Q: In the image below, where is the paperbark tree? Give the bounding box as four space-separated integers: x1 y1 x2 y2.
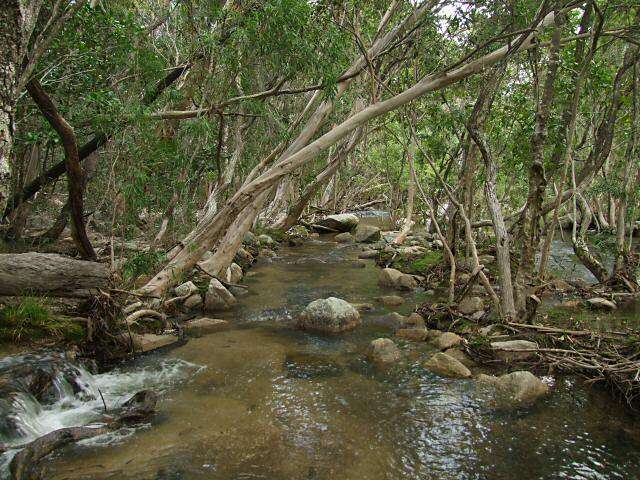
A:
139 8 567 299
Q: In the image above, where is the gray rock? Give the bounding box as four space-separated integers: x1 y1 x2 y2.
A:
334 232 354 243
403 312 425 328
587 297 617 310
395 328 428 341
458 296 485 315
431 239 444 249
358 249 378 259
432 332 463 350
397 245 427 259
477 371 549 406
424 352 471 378
184 293 203 310
235 247 254 265
227 262 243 283
379 267 417 291
204 278 237 312
243 231 258 246
130 333 178 353
443 348 476 368
355 225 381 243
367 338 401 363
490 340 538 362
175 281 198 297
298 297 361 333
258 234 276 246
315 213 359 232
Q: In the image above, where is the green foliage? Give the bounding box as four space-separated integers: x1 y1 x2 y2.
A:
122 251 166 282
0 298 83 343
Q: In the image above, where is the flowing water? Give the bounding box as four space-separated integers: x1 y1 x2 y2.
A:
2 236 640 479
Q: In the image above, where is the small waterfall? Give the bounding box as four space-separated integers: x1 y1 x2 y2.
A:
0 351 203 473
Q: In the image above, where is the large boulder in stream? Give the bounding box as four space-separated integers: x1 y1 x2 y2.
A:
314 213 359 233
355 225 381 243
477 371 550 407
204 278 237 311
298 297 361 333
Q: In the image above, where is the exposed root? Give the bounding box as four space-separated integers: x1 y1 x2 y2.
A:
124 308 167 326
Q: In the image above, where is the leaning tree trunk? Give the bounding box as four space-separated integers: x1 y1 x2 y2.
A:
140 9 567 298
164 2 435 263
0 252 109 297
26 79 96 260
278 122 365 231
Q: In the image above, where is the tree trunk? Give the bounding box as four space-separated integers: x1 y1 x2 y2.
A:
26 79 96 260
0 1 24 214
140 9 568 298
392 133 416 245
0 252 109 297
2 63 191 221
279 122 365 231
572 193 610 283
515 9 563 314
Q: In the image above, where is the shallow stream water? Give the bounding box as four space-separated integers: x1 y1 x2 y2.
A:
4 236 640 479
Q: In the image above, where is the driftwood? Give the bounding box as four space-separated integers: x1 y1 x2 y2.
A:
0 253 109 297
10 390 157 480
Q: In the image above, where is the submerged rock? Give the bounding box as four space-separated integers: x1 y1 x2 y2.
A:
367 338 401 363
355 225 381 243
335 232 354 243
284 352 344 379
183 317 229 334
314 213 359 232
379 267 417 291
378 295 404 307
424 352 471 378
298 297 361 333
490 340 538 362
204 278 237 312
477 371 549 407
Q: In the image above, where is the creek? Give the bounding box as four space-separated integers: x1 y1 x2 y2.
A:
2 235 640 479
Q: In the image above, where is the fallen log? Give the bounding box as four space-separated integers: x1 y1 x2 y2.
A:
0 253 109 297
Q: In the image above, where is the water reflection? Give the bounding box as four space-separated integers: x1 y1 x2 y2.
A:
42 238 640 479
